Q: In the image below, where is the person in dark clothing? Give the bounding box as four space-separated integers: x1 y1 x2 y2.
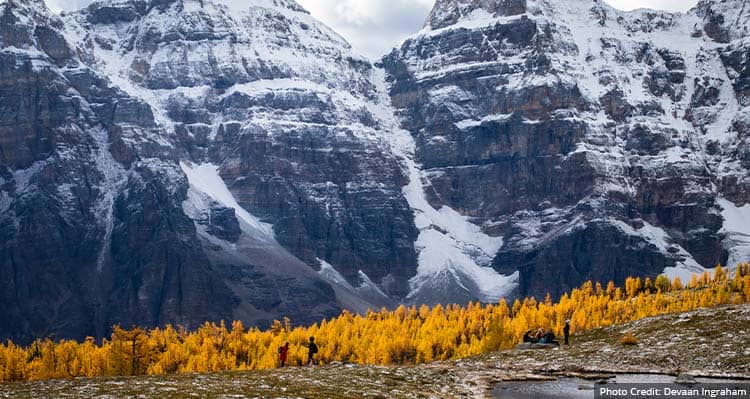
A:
563 320 571 345
306 336 318 365
279 342 289 367
523 330 534 343
540 330 560 346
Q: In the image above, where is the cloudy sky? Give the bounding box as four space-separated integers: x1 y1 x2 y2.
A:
47 0 700 59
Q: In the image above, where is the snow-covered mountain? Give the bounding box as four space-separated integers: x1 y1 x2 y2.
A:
0 0 749 342
0 0 417 343
70 0 427 299
383 0 750 298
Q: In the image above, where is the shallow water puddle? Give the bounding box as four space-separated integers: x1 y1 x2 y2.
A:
493 374 748 398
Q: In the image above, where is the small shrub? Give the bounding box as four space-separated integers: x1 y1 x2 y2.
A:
620 333 639 346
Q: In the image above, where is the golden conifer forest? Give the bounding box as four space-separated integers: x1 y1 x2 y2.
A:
1 264 749 382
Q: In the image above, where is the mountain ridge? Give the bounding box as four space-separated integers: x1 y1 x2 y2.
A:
383 0 750 298
0 0 749 342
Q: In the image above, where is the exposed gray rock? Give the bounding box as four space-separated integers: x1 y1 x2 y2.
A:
0 0 363 343
426 0 527 30
2 0 750 343
721 45 750 106
383 0 749 299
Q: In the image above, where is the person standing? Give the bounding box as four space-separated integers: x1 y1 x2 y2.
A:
279 342 289 367
563 320 571 345
306 336 318 366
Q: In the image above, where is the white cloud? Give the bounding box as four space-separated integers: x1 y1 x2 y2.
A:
296 0 433 59
46 0 89 13
43 0 702 59
604 0 699 12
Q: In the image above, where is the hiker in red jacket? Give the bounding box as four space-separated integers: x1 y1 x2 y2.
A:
278 342 289 367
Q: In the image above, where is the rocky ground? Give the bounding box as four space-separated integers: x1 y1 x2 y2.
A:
2 304 749 399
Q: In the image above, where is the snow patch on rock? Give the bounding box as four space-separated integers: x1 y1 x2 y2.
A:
609 219 706 281
718 198 750 268
318 258 354 290
371 68 517 303
91 127 128 272
356 270 389 300
180 162 274 239
318 259 391 307
11 160 47 194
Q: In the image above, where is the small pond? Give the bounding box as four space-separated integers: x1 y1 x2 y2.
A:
493 374 747 399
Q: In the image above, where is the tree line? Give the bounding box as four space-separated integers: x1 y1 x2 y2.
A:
1 263 749 382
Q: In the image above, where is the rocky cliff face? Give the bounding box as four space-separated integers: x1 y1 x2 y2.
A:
2 0 750 343
383 0 750 299
0 0 417 343
0 0 242 342
67 0 420 296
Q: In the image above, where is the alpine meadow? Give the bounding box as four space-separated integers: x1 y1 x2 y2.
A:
1 0 750 397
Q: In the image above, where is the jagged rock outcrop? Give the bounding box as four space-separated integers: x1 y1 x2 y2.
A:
2 0 750 343
0 0 241 342
66 0 419 297
0 0 416 343
383 0 750 298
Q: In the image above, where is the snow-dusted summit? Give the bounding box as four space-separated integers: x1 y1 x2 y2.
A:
383 0 750 297
0 0 418 342
1 0 749 342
